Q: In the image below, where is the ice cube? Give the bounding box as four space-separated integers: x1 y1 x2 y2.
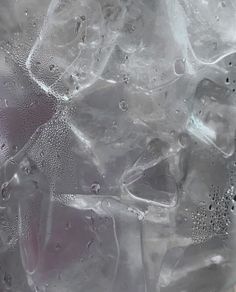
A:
121 138 181 207
178 0 236 64
102 0 190 92
187 79 236 157
18 194 146 292
159 240 231 292
26 0 127 100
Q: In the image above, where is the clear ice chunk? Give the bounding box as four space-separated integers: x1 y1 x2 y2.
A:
18 193 146 292
102 0 190 92
187 79 236 157
178 0 236 64
26 0 127 100
121 138 179 207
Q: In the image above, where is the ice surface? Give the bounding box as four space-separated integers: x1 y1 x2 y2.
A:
187 79 236 157
178 0 236 64
26 0 128 100
102 0 190 93
17 190 146 292
2 0 236 292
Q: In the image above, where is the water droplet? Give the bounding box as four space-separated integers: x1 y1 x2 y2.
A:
91 182 100 194
55 243 62 251
65 221 72 230
87 239 94 249
25 9 28 16
209 204 214 211
174 58 185 75
3 272 12 288
1 183 10 201
12 145 18 152
20 159 32 175
123 74 129 84
1 144 5 150
178 133 190 148
221 1 226 7
49 64 55 71
119 99 128 112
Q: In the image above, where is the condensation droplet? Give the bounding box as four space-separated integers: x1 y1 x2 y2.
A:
119 99 128 112
178 133 190 148
49 64 55 71
55 243 62 251
65 221 71 230
123 75 129 84
87 239 94 249
4 99 8 108
12 145 18 152
1 183 10 201
221 1 226 7
174 58 185 75
3 272 12 288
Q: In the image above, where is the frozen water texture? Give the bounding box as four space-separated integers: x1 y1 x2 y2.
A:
1 0 236 292
178 0 236 64
187 79 236 157
18 194 146 292
26 0 128 100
